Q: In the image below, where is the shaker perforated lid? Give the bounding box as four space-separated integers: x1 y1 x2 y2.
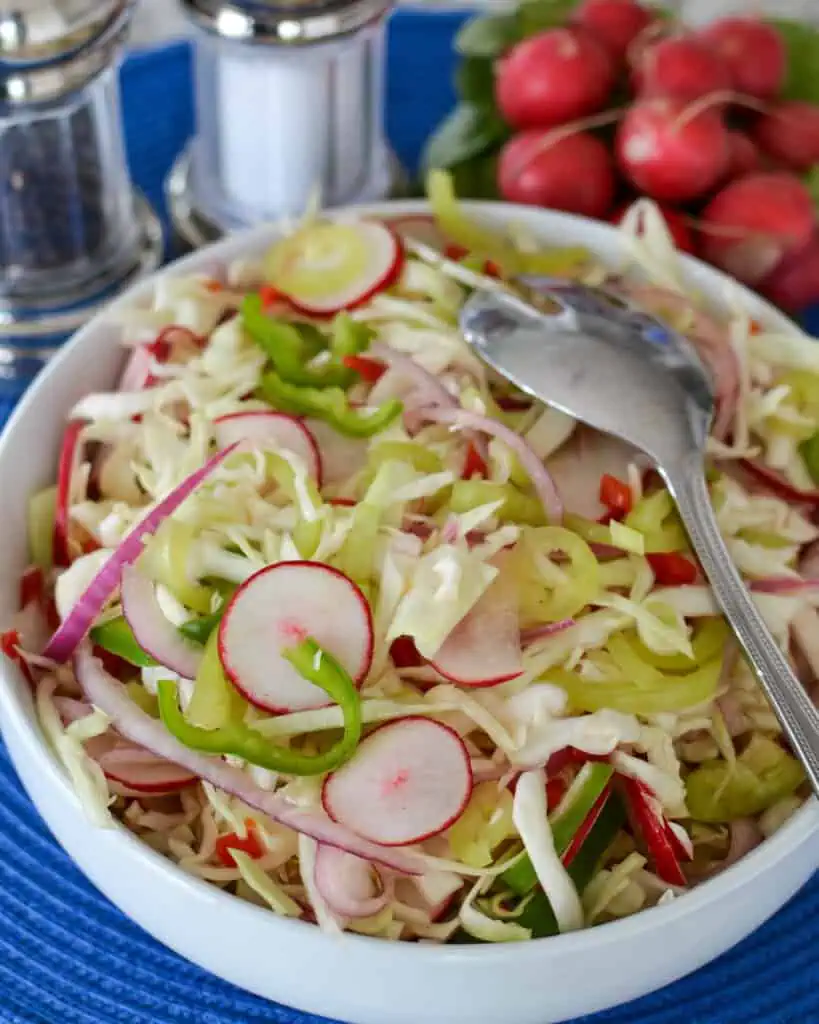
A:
0 0 132 102
181 0 392 45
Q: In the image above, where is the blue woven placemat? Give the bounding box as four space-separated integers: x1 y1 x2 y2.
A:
2 12 819 1023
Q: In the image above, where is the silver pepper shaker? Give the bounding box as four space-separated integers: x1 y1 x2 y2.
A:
0 0 163 393
167 0 404 250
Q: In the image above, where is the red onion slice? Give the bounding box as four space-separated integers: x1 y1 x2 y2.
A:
313 844 392 919
420 407 563 524
44 444 238 664
751 577 819 595
74 647 423 875
120 566 203 679
740 459 819 506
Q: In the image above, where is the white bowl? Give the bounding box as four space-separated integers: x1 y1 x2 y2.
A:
1 201 818 1024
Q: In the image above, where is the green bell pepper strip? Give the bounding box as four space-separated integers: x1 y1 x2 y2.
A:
179 606 228 647
260 369 402 438
330 314 375 358
243 295 353 389
686 734 805 822
516 790 626 938
157 637 362 775
502 762 615 896
90 617 156 668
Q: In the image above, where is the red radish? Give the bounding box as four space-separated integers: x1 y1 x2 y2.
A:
760 232 819 312
429 575 523 687
498 130 615 218
54 420 87 567
321 717 472 846
754 101 819 173
700 173 816 286
313 844 391 919
120 566 202 679
616 97 730 203
725 131 761 180
634 36 731 103
698 18 786 102
545 428 641 520
56 695 197 795
303 418 368 485
495 28 615 131
266 220 404 317
611 201 695 254
572 0 654 62
213 411 322 483
218 561 373 714
387 215 447 252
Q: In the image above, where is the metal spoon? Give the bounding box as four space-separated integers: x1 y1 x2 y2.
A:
459 278 819 795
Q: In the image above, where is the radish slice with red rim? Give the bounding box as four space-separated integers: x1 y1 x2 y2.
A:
265 220 403 317
429 576 523 687
55 696 197 795
218 561 373 714
304 418 368 485
120 566 202 679
55 421 88 567
321 716 473 846
387 215 448 252
313 843 392 919
213 412 322 483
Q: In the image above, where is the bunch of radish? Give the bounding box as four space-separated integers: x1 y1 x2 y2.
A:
491 1 819 311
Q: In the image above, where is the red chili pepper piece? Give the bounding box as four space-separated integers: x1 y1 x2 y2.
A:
562 784 613 867
444 244 469 262
620 775 686 886
664 821 693 862
328 497 357 508
1 630 34 686
546 776 568 812
342 354 387 384
646 552 698 586
462 440 488 480
599 473 633 519
546 747 611 776
215 820 265 868
390 636 423 669
203 279 223 293
54 421 86 568
259 285 284 310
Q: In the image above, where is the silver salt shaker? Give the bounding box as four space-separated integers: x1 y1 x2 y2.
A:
168 0 403 249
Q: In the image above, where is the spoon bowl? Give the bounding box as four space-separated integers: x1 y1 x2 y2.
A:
461 279 819 796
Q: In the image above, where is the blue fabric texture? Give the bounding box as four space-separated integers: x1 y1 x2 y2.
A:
1 11 819 1022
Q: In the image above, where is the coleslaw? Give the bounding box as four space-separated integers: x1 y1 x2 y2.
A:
5 177 819 943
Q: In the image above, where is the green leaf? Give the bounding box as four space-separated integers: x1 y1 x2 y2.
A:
455 58 496 109
806 165 819 210
422 103 508 172
455 13 520 59
516 0 581 37
450 152 501 201
772 19 819 104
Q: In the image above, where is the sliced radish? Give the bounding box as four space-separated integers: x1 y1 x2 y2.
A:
265 220 403 317
56 696 197 795
387 215 448 252
213 412 322 483
322 717 473 846
304 418 368 486
219 561 373 713
429 575 523 687
545 427 642 520
313 843 391 919
54 420 87 567
120 566 202 679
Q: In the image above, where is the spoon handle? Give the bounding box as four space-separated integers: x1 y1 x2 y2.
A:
665 455 819 796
